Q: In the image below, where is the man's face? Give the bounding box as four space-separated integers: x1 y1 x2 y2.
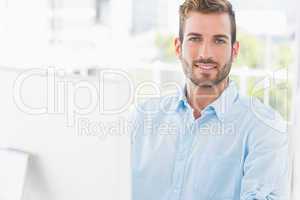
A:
175 12 239 87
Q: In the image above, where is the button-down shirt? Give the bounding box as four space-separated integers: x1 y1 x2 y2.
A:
131 80 289 200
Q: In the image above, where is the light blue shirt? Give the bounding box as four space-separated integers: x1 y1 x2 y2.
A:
131 80 289 200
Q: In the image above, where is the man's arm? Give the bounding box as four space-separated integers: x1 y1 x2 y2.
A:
240 124 290 200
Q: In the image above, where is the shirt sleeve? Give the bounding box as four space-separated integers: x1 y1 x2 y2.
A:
240 124 290 200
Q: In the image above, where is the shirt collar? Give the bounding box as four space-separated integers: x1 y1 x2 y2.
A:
175 80 239 121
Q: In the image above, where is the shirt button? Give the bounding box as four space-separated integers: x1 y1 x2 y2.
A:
173 188 180 194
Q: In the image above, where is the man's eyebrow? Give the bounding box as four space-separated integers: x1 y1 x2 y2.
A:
214 34 230 40
186 33 230 40
186 32 202 37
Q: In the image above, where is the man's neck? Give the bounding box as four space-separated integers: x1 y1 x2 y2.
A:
186 79 229 119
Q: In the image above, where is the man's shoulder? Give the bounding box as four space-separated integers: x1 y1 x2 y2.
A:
237 95 287 134
129 95 179 142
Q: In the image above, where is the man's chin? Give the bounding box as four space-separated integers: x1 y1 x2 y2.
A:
191 76 229 89
191 79 216 88
199 83 214 88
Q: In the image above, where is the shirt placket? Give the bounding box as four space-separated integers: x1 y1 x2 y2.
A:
170 109 196 200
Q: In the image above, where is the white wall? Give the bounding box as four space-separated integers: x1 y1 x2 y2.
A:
291 2 300 198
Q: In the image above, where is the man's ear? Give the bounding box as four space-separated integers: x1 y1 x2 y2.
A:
174 37 182 59
231 41 240 62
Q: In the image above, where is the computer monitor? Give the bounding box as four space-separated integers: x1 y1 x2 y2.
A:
0 68 131 200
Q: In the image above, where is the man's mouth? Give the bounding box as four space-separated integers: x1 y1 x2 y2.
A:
195 63 217 70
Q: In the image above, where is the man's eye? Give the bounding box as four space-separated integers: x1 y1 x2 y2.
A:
189 37 200 42
215 38 226 44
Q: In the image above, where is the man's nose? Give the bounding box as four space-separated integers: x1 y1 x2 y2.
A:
197 42 213 59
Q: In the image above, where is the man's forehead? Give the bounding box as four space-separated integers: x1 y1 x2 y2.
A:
184 11 231 37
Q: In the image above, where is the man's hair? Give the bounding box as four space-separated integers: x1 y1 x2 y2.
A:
179 0 236 45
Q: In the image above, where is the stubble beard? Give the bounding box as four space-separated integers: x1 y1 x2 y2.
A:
180 55 233 88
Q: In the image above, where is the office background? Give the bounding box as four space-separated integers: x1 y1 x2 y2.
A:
0 0 299 199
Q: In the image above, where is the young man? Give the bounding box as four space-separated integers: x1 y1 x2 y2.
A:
131 0 289 199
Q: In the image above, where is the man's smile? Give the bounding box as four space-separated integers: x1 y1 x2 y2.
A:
194 63 217 71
